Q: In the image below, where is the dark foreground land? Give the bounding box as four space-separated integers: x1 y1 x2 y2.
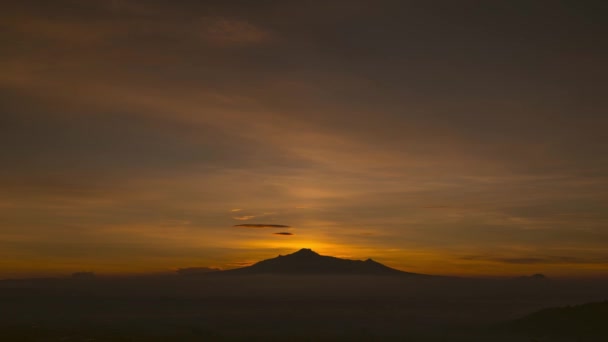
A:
1 275 607 341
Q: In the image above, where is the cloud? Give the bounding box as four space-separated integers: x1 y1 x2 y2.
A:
234 224 290 228
233 215 256 220
2 1 608 279
233 211 276 221
462 255 608 265
273 232 294 236
494 257 551 264
228 261 256 268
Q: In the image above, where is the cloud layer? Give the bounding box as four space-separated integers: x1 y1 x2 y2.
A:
1 0 607 278
234 224 291 229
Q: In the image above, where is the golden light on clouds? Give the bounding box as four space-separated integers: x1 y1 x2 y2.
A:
233 215 256 220
1 1 607 279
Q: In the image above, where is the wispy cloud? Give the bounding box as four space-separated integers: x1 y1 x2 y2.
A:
462 255 608 265
229 261 255 267
1 1 607 278
233 215 256 221
232 211 276 221
234 224 290 228
273 232 294 236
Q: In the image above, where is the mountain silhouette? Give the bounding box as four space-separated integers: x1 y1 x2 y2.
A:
508 301 608 339
218 248 423 276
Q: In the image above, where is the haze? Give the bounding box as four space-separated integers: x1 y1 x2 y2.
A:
1 0 607 279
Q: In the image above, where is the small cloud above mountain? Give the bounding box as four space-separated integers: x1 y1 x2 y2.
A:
233 215 256 220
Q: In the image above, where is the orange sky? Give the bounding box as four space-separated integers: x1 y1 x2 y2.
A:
1 1 607 279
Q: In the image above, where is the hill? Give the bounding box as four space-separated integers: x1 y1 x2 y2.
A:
508 300 608 339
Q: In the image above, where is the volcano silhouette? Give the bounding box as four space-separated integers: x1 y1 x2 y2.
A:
219 248 423 276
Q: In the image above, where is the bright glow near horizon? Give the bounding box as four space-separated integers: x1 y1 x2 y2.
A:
1 1 607 279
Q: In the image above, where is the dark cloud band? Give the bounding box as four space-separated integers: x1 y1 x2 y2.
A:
234 224 290 228
462 255 608 265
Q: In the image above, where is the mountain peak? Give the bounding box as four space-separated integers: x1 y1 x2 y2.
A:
217 248 424 276
291 248 319 256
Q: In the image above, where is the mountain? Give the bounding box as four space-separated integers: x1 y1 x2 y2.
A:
217 248 424 276
508 301 608 339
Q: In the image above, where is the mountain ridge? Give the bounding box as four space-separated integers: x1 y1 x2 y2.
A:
216 248 426 276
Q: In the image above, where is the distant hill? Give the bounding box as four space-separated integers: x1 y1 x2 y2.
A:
508 300 608 339
217 248 425 276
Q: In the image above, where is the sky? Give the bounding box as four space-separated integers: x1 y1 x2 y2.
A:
1 0 607 278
